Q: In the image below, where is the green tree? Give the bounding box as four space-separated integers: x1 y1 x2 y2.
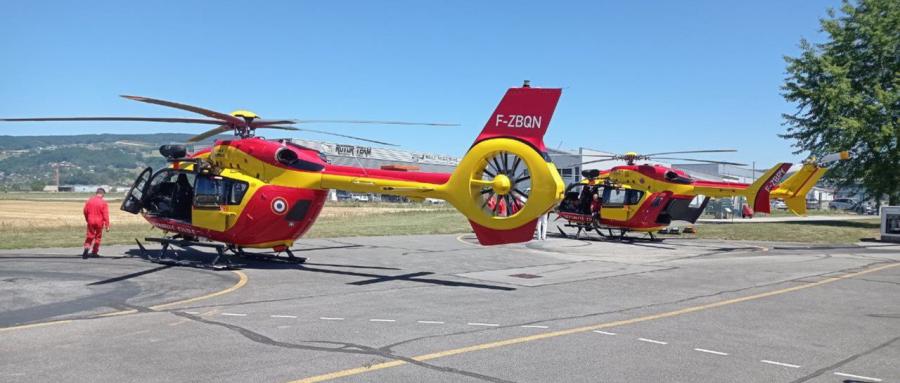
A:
782 0 899 205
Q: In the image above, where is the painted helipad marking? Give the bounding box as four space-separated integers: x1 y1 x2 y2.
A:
694 348 728 356
637 338 667 345
760 360 800 368
320 317 344 321
521 325 549 329
290 262 899 383
833 372 881 382
369 319 396 322
592 330 617 335
467 322 500 327
271 315 297 319
417 321 445 324
455 234 478 247
221 313 246 317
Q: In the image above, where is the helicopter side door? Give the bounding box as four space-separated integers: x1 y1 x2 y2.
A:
121 167 152 214
601 188 644 222
192 175 249 232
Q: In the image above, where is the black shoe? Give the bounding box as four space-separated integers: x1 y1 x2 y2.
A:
82 249 89 259
90 253 100 258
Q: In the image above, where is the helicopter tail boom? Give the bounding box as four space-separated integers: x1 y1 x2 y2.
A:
319 84 566 245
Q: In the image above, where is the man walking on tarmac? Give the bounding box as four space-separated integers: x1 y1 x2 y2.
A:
82 188 110 259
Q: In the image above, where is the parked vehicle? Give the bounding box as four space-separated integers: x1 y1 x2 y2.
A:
806 199 821 210
829 198 857 210
772 199 788 210
852 201 876 215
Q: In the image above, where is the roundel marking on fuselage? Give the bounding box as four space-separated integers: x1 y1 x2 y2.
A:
272 197 289 215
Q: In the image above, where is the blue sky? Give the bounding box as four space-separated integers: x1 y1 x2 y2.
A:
0 1 840 166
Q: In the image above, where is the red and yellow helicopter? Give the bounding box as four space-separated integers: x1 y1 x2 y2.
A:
556 150 849 239
2 84 566 265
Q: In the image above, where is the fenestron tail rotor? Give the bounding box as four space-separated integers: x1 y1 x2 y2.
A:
1 95 457 146
475 150 531 218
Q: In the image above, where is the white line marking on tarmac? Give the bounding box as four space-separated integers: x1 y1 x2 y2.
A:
520 325 549 329
833 372 881 382
593 330 617 335
221 313 246 317
467 322 500 327
184 311 199 315
271 315 297 319
417 321 445 324
760 360 801 368
637 338 668 345
320 317 344 321
369 319 396 322
694 348 728 356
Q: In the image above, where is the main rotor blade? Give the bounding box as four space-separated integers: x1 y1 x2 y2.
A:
294 119 457 127
288 127 398 146
187 125 232 143
653 157 747 166
581 154 618 158
579 158 619 166
644 149 737 157
121 95 245 125
0 117 223 124
260 125 299 131
250 119 298 128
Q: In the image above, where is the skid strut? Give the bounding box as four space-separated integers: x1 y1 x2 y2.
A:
136 237 237 270
229 246 307 264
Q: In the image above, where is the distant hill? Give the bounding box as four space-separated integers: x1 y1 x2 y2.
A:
0 133 224 191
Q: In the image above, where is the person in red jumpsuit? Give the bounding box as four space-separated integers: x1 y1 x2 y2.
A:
82 188 110 259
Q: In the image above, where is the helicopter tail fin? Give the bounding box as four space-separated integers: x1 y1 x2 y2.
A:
769 151 849 215
442 84 566 245
745 163 792 214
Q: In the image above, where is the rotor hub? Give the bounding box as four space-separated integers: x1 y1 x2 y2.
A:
492 174 512 195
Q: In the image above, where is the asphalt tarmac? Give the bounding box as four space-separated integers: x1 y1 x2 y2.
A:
1 234 898 383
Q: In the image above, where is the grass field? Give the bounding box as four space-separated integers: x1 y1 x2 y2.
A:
690 219 881 243
0 194 884 249
0 197 469 250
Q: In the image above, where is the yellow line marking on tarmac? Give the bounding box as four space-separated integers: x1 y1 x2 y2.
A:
290 262 899 383
0 270 247 333
0 320 72 333
150 270 248 310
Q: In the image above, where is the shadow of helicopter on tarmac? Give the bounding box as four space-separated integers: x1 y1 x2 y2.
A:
124 245 515 291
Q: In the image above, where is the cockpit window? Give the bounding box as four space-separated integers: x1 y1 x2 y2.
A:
194 175 249 207
603 188 644 206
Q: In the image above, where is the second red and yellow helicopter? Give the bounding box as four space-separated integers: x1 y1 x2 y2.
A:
556 150 850 239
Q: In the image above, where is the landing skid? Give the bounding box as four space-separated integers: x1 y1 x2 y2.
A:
557 224 664 243
230 246 307 264
135 237 240 270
